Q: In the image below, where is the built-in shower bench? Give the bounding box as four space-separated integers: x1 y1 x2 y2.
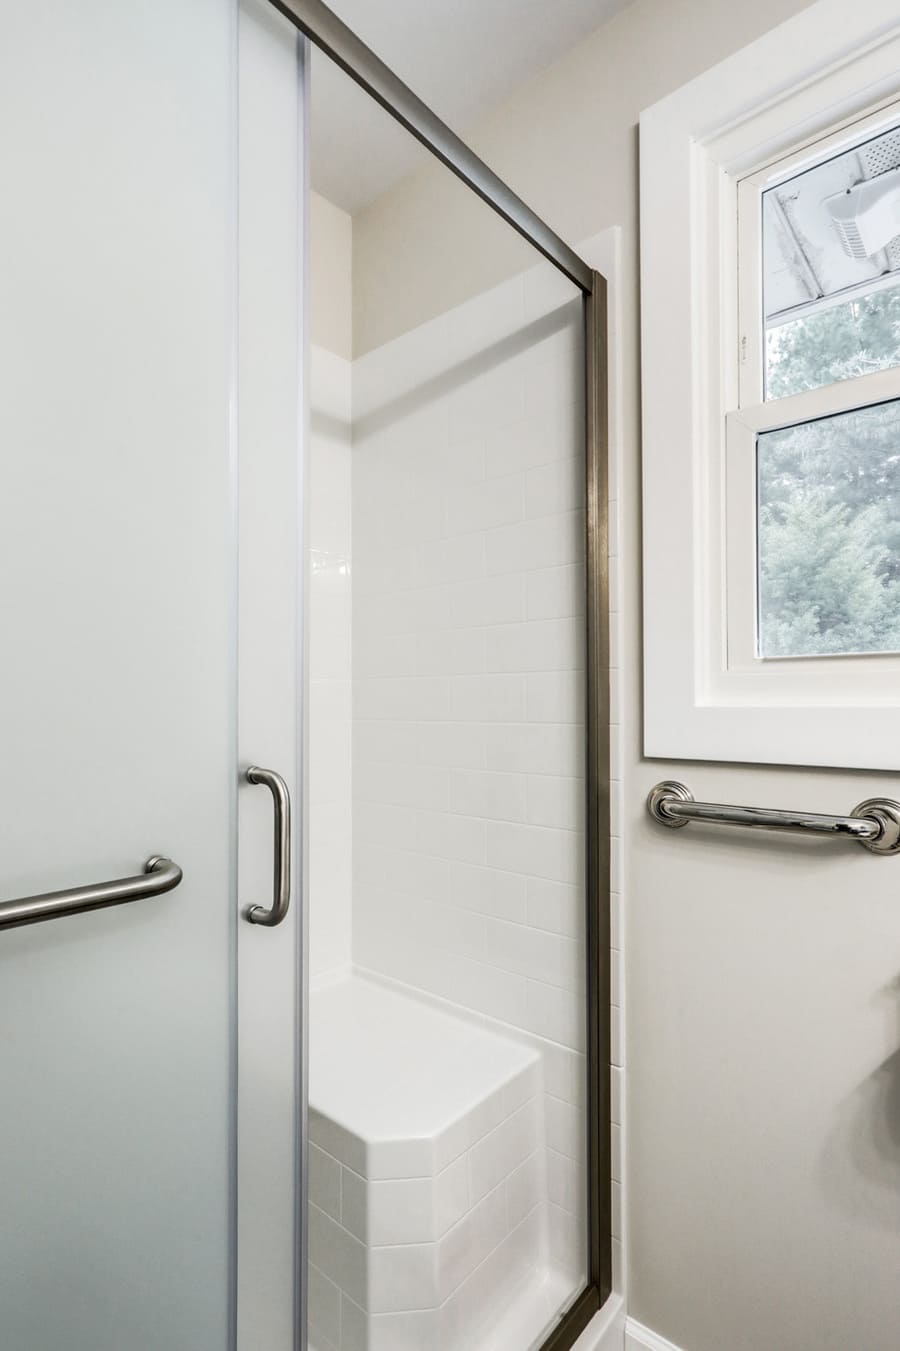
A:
307 973 551 1351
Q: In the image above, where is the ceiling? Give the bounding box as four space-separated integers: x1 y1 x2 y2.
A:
309 0 631 215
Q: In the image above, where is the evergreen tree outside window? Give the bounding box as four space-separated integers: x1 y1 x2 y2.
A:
757 401 900 656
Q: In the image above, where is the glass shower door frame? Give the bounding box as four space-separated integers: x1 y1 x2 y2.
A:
270 2 613 1347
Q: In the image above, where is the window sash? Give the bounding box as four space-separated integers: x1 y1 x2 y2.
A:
724 373 900 685
736 93 900 412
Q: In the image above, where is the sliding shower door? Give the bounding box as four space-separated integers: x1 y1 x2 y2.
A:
0 3 306 1348
237 3 309 1348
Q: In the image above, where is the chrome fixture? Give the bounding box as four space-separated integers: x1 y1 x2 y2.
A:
0 856 182 931
245 766 292 925
647 781 900 854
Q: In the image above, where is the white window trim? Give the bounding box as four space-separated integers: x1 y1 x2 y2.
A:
640 0 900 771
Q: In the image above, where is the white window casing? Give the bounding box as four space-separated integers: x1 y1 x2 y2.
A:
640 0 900 770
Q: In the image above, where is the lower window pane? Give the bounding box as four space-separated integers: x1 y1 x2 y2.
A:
757 399 900 657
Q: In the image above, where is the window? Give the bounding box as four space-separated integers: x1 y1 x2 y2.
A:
640 1 900 770
737 111 900 665
756 400 900 659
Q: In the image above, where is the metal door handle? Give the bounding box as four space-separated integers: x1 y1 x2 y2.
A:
0 856 182 931
245 766 291 926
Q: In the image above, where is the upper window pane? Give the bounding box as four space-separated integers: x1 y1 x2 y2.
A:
756 398 900 658
763 122 900 399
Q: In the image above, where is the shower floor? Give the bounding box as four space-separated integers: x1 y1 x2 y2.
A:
307 973 581 1351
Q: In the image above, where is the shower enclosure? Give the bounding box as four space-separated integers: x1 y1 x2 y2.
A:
1 1 609 1349
303 3 610 1345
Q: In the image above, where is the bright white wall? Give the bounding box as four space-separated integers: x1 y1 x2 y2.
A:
351 3 900 1350
308 198 612 1325
309 194 353 981
309 345 353 981
350 264 586 1042
349 255 592 1276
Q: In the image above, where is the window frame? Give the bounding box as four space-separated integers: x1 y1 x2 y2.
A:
640 0 900 770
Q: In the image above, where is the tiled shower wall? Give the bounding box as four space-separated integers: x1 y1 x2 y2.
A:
309 231 624 1291
309 345 353 981
349 260 589 1271
350 267 585 1035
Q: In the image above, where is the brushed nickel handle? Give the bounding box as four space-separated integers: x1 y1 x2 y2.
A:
0 856 182 931
245 766 291 925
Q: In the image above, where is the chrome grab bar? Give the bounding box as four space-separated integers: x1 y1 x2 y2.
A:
245 766 291 926
647 782 900 855
0 856 183 931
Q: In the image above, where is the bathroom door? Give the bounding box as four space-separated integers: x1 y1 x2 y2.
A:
0 3 306 1349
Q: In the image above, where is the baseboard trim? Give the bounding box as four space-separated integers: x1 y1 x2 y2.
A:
624 1319 686 1351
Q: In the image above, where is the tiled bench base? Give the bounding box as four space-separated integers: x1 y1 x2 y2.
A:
308 975 553 1351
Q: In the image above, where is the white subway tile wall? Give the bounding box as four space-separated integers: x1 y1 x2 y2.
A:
308 233 624 1348
310 346 353 980
351 266 586 1035
350 266 588 1292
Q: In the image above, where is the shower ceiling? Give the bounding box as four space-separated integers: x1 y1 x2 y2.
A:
309 0 631 214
